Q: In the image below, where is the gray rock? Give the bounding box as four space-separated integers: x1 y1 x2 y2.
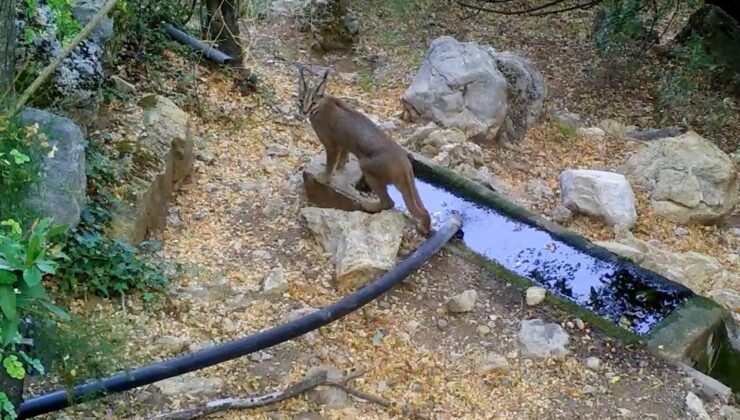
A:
19 108 86 227
551 110 582 134
108 94 194 244
685 391 711 420
526 179 554 200
586 357 601 371
402 36 508 143
552 204 573 223
16 1 114 128
720 405 740 420
154 374 224 398
492 50 547 142
293 412 325 420
518 319 570 359
304 365 348 408
437 318 449 329
263 268 289 295
525 287 546 306
447 289 478 313
475 352 510 374
195 149 216 166
622 131 737 224
629 126 683 141
559 169 637 229
111 75 136 94
301 207 406 290
72 0 114 42
154 335 186 354
678 362 732 402
577 126 606 140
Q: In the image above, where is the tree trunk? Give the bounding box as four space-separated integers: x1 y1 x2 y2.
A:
201 0 243 65
0 0 16 109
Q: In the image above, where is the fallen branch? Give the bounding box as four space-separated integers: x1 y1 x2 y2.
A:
8 0 118 116
149 369 372 420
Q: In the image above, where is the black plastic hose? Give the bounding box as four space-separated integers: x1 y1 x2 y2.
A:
163 23 233 65
18 214 463 418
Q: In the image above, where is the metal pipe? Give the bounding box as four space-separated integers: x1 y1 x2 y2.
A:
163 23 233 65
18 214 463 418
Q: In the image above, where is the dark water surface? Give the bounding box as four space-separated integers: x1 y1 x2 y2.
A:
388 179 691 335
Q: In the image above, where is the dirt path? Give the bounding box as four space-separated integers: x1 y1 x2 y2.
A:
32 6 738 420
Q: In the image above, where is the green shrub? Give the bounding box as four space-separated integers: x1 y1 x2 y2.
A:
55 142 169 300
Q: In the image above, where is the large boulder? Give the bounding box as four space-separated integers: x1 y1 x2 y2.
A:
622 132 737 224
558 169 638 229
15 0 115 129
108 95 194 244
19 108 86 227
301 207 406 290
402 36 546 144
403 124 509 195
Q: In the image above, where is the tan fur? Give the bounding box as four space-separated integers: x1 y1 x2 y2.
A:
298 68 431 235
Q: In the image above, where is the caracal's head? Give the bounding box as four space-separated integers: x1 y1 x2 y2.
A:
296 66 329 118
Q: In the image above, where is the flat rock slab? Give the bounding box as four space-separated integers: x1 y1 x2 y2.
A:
303 151 379 211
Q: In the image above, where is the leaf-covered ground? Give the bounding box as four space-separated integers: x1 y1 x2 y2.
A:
30 2 738 419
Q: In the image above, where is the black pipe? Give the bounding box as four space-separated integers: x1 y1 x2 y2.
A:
18 214 463 418
163 23 233 65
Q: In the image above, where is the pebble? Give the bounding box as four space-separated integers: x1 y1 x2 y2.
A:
575 319 585 330
674 226 689 236
377 380 389 393
526 287 547 306
406 320 421 332
586 356 601 371
475 352 510 374
436 318 449 330
477 325 491 336
553 204 573 223
582 385 597 395
446 289 478 313
685 391 711 420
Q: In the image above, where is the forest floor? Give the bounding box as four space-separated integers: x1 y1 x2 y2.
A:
31 2 738 419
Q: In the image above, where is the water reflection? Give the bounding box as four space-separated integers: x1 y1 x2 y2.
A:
389 179 689 336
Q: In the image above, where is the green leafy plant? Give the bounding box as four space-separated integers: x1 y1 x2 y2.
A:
21 0 82 47
0 117 45 222
0 217 68 420
56 144 169 299
0 217 69 345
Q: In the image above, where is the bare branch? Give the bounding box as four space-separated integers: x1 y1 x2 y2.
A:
456 0 603 16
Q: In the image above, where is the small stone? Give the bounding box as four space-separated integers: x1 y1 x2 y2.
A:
204 183 218 193
685 391 711 420
293 412 325 420
155 335 186 354
639 360 649 368
232 181 263 193
526 287 546 306
552 204 573 223
111 75 136 94
674 226 690 236
189 340 216 352
728 228 740 239
475 352 510 374
252 250 272 260
263 268 288 295
406 320 421 333
249 351 274 362
518 319 570 359
477 325 491 336
575 319 585 330
154 374 224 398
195 149 216 165
577 126 606 140
586 357 601 371
411 382 423 393
447 289 478 313
377 380 389 393
305 365 348 408
618 408 634 418
719 405 740 420
437 318 449 329
582 385 597 395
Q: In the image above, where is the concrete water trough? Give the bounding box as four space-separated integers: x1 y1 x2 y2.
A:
303 151 740 395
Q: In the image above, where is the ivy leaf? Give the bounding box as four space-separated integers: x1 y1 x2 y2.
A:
9 149 30 164
2 355 25 380
19 351 44 375
0 284 16 319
